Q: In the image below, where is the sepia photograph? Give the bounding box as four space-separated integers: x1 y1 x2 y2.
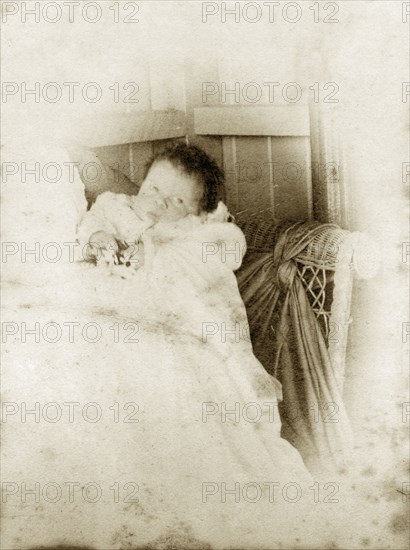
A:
0 1 409 549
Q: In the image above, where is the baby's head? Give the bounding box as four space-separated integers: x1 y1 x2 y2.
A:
138 144 226 222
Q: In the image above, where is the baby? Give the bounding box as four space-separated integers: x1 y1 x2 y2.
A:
77 144 227 269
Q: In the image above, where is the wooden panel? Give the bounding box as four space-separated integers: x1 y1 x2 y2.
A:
222 137 239 214
189 136 223 170
68 144 139 205
222 135 312 223
194 105 310 137
128 142 154 184
93 144 130 179
76 110 186 148
269 136 312 221
232 137 275 221
93 142 152 188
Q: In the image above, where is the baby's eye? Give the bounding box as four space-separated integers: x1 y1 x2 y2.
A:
152 185 159 192
175 198 184 205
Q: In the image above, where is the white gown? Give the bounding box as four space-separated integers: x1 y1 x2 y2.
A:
2 199 329 548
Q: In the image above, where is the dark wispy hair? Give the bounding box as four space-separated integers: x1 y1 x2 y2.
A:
143 143 226 212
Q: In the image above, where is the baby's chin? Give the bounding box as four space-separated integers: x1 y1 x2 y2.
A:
153 210 201 225
156 212 189 223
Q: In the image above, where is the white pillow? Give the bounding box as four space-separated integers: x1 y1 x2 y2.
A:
1 140 87 284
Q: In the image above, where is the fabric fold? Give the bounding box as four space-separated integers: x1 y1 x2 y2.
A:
237 221 352 474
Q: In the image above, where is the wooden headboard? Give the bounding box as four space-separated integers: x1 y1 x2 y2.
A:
67 104 313 225
194 104 312 223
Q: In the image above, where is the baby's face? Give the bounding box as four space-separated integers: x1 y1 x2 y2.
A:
137 160 204 222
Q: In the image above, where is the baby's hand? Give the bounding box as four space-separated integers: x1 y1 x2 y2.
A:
119 242 145 269
88 231 119 266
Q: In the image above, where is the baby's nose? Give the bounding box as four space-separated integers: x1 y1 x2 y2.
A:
155 196 169 209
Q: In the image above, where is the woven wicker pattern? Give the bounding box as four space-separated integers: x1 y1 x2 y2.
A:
296 227 349 270
238 219 278 253
238 219 377 388
239 219 354 342
296 264 330 335
239 219 349 271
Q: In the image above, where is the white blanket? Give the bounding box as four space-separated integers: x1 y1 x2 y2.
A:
2 145 330 549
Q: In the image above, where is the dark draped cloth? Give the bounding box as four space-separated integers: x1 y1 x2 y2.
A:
236 221 352 474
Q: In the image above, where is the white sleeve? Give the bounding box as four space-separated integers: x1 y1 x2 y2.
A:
197 221 247 272
148 219 247 273
76 192 118 247
77 192 150 247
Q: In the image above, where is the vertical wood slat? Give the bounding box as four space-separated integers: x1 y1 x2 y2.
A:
222 137 238 214
270 136 312 221
309 102 346 226
222 135 312 223
338 141 350 228
309 101 326 222
319 113 336 221
267 136 275 210
305 138 314 221
231 136 238 212
233 136 275 221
